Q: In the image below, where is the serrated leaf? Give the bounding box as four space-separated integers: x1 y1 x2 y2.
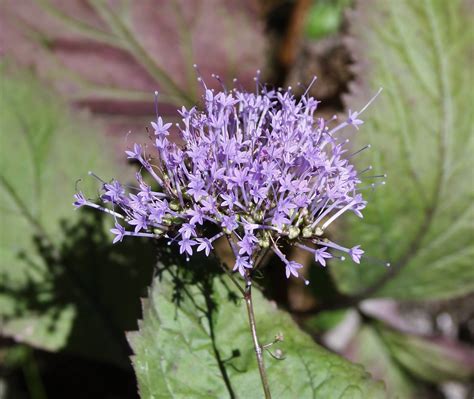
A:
128 258 385 398
0 64 155 366
331 0 474 300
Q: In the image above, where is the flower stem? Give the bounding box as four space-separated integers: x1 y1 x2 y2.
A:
244 279 272 399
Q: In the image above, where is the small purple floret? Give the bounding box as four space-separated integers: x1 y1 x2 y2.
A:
349 245 364 264
314 247 332 267
285 261 303 279
111 223 125 244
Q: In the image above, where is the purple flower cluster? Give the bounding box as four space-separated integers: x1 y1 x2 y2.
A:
74 74 382 283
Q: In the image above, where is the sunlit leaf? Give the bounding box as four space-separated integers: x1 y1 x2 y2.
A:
331 0 474 300
128 259 385 398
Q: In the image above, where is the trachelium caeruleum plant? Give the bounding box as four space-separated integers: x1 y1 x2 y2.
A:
74 71 383 398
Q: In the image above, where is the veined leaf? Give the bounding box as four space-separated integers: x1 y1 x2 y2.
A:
0 0 266 128
0 63 155 366
128 258 385 398
331 0 474 300
378 324 474 383
348 321 474 398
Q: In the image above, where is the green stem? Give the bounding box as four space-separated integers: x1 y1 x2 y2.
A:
244 279 272 399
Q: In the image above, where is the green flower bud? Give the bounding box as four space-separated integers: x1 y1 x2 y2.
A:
288 226 300 240
302 226 313 238
170 200 180 211
253 210 264 222
162 216 173 226
258 236 270 248
153 228 165 235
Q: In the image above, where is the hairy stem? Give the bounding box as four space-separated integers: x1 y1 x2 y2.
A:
244 279 272 399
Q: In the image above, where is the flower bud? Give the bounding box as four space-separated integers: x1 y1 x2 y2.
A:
170 200 180 211
288 226 300 240
258 236 270 248
153 228 165 236
302 226 313 238
162 216 173 226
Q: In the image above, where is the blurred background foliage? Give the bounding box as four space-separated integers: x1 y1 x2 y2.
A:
0 0 473 398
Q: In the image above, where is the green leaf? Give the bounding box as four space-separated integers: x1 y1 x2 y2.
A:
331 0 474 300
349 326 417 399
350 321 474 398
303 309 348 334
128 260 385 398
378 324 474 383
0 62 156 365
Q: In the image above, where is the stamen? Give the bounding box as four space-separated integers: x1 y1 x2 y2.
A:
321 200 357 231
359 165 374 174
359 181 386 191
302 76 317 98
358 254 391 267
83 201 124 219
88 171 106 184
124 130 132 146
311 199 341 227
358 87 383 115
193 64 208 90
211 73 226 92
361 174 387 179
125 231 160 239
348 144 371 159
254 69 261 93
154 90 159 118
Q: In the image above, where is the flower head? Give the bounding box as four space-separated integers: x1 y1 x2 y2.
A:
75 73 383 282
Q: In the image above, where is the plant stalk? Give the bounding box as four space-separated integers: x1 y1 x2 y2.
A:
244 281 272 399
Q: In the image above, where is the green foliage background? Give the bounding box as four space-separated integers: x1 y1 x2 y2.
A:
0 0 473 398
